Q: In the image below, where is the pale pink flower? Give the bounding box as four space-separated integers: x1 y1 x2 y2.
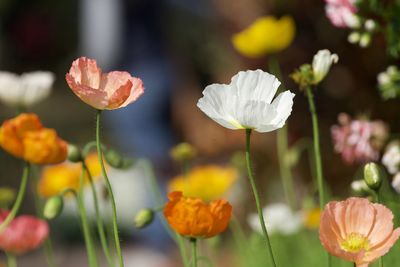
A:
331 113 388 164
66 57 144 110
0 210 49 255
325 0 359 28
320 197 400 267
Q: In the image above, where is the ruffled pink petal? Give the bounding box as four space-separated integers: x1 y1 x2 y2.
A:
367 203 394 247
0 214 49 255
66 73 108 109
364 228 400 263
120 77 144 108
99 71 133 109
344 198 375 236
68 57 101 89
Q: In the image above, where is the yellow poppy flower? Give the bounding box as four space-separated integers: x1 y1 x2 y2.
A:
303 207 321 229
232 16 295 58
38 153 104 198
168 165 238 201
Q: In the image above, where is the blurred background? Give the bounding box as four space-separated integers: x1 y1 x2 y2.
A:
0 0 399 266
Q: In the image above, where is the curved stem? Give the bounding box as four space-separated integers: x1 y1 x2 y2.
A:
141 159 190 267
6 253 17 267
83 161 115 267
78 163 99 267
190 238 198 267
0 163 30 234
245 129 277 267
95 110 124 267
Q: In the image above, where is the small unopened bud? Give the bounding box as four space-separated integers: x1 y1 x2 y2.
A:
348 32 361 44
43 196 64 220
170 143 197 163
105 149 123 168
359 33 371 48
0 187 16 207
364 163 383 190
68 144 82 162
364 19 376 32
134 208 154 229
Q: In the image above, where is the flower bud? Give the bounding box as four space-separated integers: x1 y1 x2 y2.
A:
359 33 371 48
363 163 383 190
105 149 123 168
43 196 64 220
67 144 82 162
170 143 197 163
364 20 376 32
347 32 360 44
134 208 154 229
0 187 16 207
312 49 339 84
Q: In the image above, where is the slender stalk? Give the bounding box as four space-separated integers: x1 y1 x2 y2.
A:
141 159 190 267
245 129 277 267
6 253 17 267
190 238 198 267
83 162 115 267
0 163 30 234
268 56 296 210
43 240 56 267
95 110 124 267
78 164 99 267
305 87 330 267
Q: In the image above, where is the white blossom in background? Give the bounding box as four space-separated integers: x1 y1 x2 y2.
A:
247 203 302 235
312 49 339 84
392 173 400 194
377 65 400 100
197 70 295 133
382 141 400 175
351 179 369 193
0 71 55 107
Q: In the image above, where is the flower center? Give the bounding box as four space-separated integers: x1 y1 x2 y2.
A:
340 233 370 253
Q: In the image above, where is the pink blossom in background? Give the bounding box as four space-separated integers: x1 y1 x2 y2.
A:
320 197 400 267
66 57 144 110
325 0 359 28
331 113 388 164
0 210 49 255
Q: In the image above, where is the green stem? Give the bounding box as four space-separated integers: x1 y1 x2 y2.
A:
95 110 124 267
31 165 56 267
83 162 115 267
191 238 198 267
305 87 330 267
141 159 190 267
6 253 16 267
78 164 99 267
0 163 30 234
268 56 296 210
245 129 277 267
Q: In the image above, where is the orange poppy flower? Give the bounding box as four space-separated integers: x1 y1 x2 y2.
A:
163 191 232 238
320 197 400 267
0 113 67 164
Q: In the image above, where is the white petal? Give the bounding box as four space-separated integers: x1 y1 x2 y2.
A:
255 91 295 132
231 69 281 104
197 83 242 130
0 72 24 106
20 71 54 106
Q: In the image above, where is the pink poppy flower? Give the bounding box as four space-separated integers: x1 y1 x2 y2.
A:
331 113 388 164
325 0 359 28
320 197 400 267
0 210 49 255
66 57 144 110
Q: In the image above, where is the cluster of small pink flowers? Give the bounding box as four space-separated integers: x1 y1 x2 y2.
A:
325 0 359 28
331 113 388 164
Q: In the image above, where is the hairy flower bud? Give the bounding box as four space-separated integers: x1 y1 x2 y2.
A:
364 163 383 190
43 196 64 220
134 208 154 229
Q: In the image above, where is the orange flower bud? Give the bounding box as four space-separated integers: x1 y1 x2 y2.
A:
0 113 67 164
163 191 232 238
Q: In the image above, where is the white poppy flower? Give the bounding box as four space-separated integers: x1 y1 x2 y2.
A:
0 71 55 107
312 49 339 84
197 70 295 133
247 203 302 235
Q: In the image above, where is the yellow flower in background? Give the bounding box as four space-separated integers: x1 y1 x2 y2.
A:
38 152 104 198
232 16 295 58
168 165 238 201
303 207 321 229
